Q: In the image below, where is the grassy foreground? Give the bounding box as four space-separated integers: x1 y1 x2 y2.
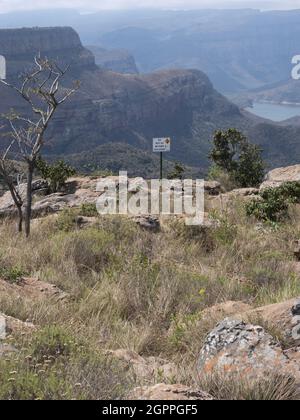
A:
0 200 300 400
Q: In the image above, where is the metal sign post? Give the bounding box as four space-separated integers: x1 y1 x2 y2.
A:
153 137 171 180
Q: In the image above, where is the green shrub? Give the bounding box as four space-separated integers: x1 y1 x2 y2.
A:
0 326 130 400
246 182 300 221
213 217 238 246
0 361 72 400
36 157 76 193
56 208 79 232
55 205 99 233
89 169 115 178
0 266 27 283
30 326 77 362
79 203 98 217
209 128 265 188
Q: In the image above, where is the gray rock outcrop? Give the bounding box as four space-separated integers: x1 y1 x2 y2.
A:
198 318 300 384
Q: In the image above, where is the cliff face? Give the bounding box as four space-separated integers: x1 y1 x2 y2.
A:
0 27 243 168
0 27 96 78
1 26 300 173
43 67 244 168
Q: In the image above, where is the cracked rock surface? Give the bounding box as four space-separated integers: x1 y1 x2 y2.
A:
198 318 300 383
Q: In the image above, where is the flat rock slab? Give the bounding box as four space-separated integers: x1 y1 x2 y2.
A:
0 277 68 303
260 165 300 190
0 313 35 340
4 314 35 336
106 349 177 382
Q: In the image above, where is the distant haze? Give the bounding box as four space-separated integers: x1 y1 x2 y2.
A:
1 0 300 13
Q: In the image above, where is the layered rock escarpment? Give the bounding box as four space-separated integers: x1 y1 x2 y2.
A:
1 26 300 173
0 27 96 78
0 26 243 168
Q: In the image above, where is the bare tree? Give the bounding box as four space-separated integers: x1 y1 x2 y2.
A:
0 56 79 237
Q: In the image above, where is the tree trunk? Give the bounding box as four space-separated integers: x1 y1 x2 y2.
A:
25 161 34 238
5 179 23 234
17 205 23 233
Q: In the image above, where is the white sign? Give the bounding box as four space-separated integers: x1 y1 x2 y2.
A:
153 137 171 153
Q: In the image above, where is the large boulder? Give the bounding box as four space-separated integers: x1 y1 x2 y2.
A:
260 165 300 190
0 176 101 219
128 384 214 400
198 318 300 383
0 179 49 216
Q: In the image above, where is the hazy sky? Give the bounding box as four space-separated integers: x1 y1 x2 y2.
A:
1 0 300 13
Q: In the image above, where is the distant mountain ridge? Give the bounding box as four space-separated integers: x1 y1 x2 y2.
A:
1 26 300 175
0 26 96 77
2 9 300 94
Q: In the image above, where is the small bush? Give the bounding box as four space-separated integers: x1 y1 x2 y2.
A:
246 182 300 221
0 326 131 400
79 203 98 217
209 128 265 188
36 157 76 193
30 326 77 362
211 215 238 246
56 209 79 232
0 266 27 283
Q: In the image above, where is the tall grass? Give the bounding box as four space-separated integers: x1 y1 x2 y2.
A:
0 200 300 399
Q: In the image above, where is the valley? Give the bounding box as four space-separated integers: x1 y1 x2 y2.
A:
246 101 300 122
2 26 300 176
1 8 299 95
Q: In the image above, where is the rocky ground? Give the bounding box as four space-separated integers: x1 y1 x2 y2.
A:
1 165 300 400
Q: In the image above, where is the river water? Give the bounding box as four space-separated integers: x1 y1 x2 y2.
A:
245 101 300 122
